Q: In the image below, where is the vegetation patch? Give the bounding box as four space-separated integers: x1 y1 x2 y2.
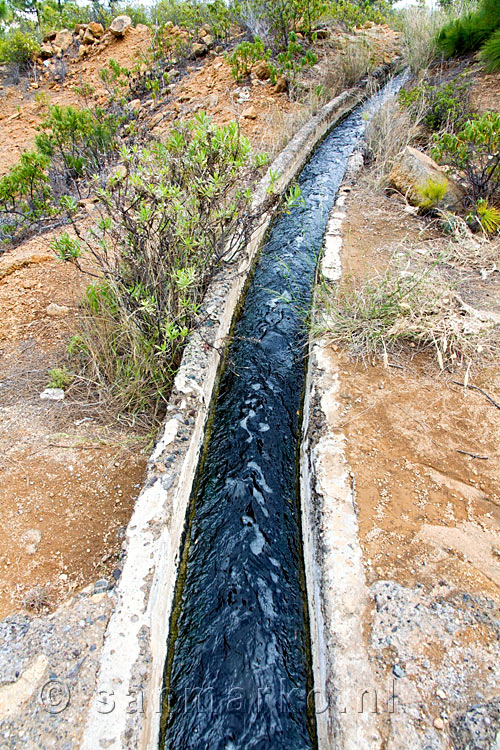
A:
51 114 268 419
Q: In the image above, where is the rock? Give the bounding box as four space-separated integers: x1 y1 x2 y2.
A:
450 699 500 750
54 29 73 52
83 28 96 45
204 34 214 47
128 98 141 111
273 76 287 94
314 28 329 39
40 388 65 401
434 718 444 731
135 23 149 32
93 579 110 593
46 303 69 317
192 42 207 57
392 664 405 678
206 92 219 109
21 529 42 555
254 60 271 80
215 44 223 54
388 146 465 211
242 106 257 120
74 23 85 34
109 15 132 37
40 43 54 60
43 30 57 42
88 22 104 38
78 44 87 58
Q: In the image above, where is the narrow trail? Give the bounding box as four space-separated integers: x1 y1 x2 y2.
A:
161 74 406 750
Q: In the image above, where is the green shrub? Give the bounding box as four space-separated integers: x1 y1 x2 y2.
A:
227 37 269 80
0 28 40 67
152 0 233 43
437 0 500 58
399 76 472 133
52 114 267 418
479 27 500 72
35 104 123 181
467 198 500 234
0 151 52 240
47 366 73 389
432 111 500 202
323 0 391 30
417 176 449 210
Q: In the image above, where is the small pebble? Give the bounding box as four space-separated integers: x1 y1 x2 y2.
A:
434 718 444 730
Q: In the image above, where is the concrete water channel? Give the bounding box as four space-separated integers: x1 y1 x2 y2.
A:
82 63 405 750
160 74 407 749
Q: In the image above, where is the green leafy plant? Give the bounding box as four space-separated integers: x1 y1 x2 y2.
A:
47 366 73 389
57 114 268 418
35 103 124 184
323 0 391 31
227 37 269 80
0 151 52 241
0 28 40 67
467 198 500 234
417 176 449 211
399 76 472 133
432 111 500 202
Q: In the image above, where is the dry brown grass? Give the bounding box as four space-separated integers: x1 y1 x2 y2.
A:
313 254 500 370
364 95 425 186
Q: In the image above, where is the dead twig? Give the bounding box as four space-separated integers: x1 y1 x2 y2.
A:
456 449 489 460
451 380 500 410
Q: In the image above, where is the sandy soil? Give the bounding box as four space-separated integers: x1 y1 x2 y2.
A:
335 182 500 744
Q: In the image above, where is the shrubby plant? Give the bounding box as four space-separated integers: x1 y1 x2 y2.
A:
432 112 500 202
398 76 472 133
437 0 500 58
35 104 124 185
52 114 269 417
0 28 40 67
0 151 52 241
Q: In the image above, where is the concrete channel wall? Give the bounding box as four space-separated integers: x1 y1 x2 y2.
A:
300 165 382 750
81 58 402 750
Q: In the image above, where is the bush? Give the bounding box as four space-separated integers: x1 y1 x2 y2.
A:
467 198 500 234
479 27 500 72
437 0 500 58
152 0 234 43
432 111 500 202
227 37 269 80
417 176 449 211
322 0 392 31
0 28 40 67
35 104 124 184
398 76 472 133
52 114 268 418
0 151 52 241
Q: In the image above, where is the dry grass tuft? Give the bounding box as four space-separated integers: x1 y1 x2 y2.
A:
313 257 500 369
364 96 425 186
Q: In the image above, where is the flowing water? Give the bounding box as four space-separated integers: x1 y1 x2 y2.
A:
161 74 405 750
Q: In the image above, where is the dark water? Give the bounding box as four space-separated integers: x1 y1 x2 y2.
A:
161 75 405 750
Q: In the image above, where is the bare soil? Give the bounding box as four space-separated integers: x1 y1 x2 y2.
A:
336 181 500 743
